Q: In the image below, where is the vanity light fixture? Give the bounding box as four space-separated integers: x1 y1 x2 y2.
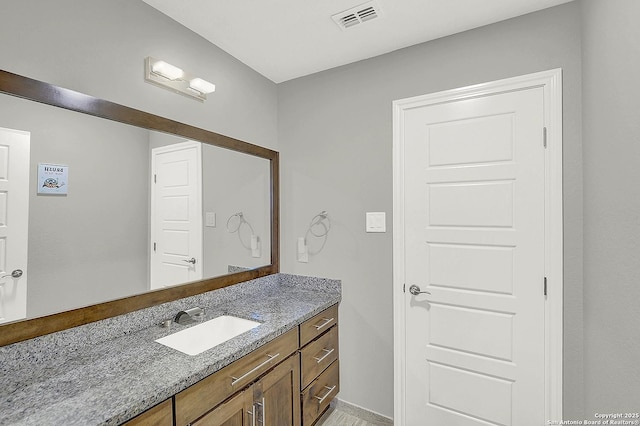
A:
189 78 216 95
151 60 184 80
145 56 215 102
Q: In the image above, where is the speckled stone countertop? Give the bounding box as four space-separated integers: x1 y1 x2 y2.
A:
0 273 341 426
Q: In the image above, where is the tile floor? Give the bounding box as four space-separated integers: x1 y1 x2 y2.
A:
315 402 393 426
316 408 378 426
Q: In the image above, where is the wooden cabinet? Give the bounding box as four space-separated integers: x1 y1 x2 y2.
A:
186 353 301 426
298 305 340 426
175 328 299 425
121 399 173 426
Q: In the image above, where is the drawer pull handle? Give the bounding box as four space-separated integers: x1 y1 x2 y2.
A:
313 317 334 331
258 397 266 426
231 353 280 386
247 404 256 426
314 385 337 405
313 348 335 364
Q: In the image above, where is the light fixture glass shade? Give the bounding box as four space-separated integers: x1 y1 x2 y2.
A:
151 60 184 80
189 78 216 94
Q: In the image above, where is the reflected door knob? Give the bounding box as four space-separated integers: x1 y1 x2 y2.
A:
1 269 23 279
409 284 430 296
183 258 196 265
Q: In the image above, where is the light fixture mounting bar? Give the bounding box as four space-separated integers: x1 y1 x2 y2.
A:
144 57 215 102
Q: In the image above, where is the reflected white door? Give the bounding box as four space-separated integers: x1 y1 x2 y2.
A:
150 141 202 289
402 88 546 424
0 127 29 324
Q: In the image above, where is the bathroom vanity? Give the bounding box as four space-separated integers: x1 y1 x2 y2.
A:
171 305 338 426
0 274 340 425
126 303 340 426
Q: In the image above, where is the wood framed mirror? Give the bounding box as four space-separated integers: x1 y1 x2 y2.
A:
0 69 279 346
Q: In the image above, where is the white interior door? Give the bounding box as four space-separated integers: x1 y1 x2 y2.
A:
0 127 30 324
150 141 202 289
401 87 546 425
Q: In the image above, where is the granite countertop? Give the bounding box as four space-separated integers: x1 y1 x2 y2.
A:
0 274 341 426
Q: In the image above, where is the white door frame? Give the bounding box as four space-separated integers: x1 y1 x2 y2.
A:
392 69 563 424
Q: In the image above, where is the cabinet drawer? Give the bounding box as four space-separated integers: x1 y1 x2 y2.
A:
300 325 339 389
299 305 338 347
301 360 340 426
121 399 173 426
175 327 298 426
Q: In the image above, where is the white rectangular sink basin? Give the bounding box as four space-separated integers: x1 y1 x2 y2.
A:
156 315 261 356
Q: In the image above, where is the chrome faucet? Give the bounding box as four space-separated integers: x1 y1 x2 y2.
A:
174 307 204 325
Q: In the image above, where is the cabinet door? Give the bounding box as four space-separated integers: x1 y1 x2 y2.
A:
193 388 254 426
121 399 173 426
255 353 301 426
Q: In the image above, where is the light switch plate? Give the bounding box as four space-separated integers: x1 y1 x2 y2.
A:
251 235 261 258
366 212 386 233
205 212 216 227
297 237 308 263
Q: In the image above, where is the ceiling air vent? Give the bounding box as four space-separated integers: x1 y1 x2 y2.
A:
332 1 382 31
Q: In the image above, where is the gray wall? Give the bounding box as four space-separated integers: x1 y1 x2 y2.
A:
581 0 640 415
278 2 583 418
0 94 150 318
0 0 278 151
202 145 271 277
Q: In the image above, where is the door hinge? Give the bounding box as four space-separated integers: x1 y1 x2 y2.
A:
153 242 156 252
403 283 406 293
544 276 548 296
543 127 548 148
154 174 157 183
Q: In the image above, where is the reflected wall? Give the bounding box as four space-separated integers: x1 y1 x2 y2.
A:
0 92 271 319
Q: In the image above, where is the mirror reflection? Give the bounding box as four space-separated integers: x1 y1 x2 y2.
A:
0 93 271 322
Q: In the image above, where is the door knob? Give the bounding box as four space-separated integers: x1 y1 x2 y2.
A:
183 258 196 265
409 284 430 296
1 269 23 279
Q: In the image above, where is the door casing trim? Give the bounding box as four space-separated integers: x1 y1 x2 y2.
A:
392 69 563 424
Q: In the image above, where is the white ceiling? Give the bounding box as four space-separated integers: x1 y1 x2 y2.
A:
142 0 573 83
